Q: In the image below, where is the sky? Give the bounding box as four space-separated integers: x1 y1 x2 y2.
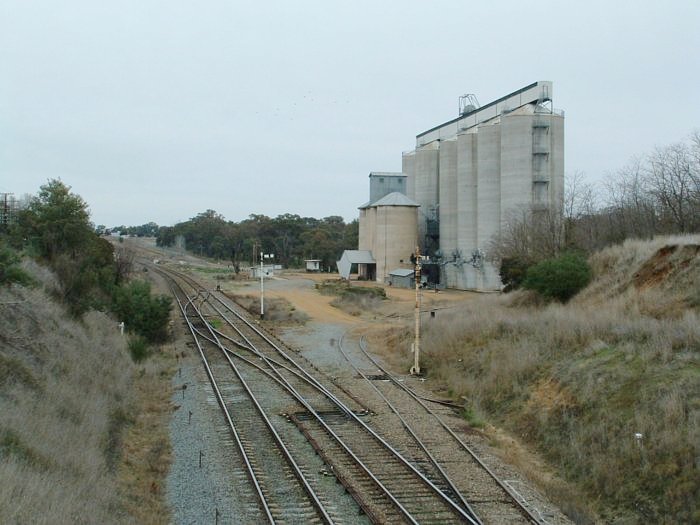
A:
2 1 699 227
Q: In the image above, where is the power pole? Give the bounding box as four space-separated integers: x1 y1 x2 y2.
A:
260 252 274 319
410 246 422 375
260 251 265 319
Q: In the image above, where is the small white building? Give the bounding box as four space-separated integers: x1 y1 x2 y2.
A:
336 250 376 280
305 259 321 272
250 265 276 279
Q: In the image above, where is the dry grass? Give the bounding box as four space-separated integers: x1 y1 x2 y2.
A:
414 236 700 523
0 263 175 524
0 282 135 523
235 294 310 324
116 351 175 524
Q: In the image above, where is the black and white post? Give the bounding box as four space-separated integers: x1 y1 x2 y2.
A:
259 252 273 319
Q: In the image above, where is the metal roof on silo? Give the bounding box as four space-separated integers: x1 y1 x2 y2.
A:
370 192 420 207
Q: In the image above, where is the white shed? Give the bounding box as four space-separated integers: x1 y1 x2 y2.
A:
250 265 275 279
305 259 321 272
336 250 376 280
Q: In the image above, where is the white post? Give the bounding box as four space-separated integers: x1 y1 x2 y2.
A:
260 251 264 319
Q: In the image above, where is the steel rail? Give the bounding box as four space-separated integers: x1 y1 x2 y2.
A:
183 293 335 525
158 264 480 523
357 336 546 525
188 302 422 524
166 281 276 523
205 287 478 524
336 333 483 524
209 292 357 416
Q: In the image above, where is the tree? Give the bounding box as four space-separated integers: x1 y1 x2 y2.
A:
489 205 565 265
112 280 172 343
20 179 94 261
646 141 699 232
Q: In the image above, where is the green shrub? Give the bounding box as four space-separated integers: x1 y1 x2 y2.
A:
112 280 172 343
0 243 33 287
523 252 592 302
127 336 150 363
499 256 532 292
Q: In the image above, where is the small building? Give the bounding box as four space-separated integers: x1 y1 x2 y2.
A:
336 250 376 280
305 259 321 272
388 268 414 288
250 265 276 279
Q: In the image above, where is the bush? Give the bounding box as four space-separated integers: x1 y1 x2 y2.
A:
127 336 150 362
0 243 33 287
112 280 172 343
523 252 592 302
499 256 532 292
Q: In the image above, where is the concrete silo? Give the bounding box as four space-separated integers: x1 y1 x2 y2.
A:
406 81 565 291
372 193 419 282
354 81 564 292
356 191 419 283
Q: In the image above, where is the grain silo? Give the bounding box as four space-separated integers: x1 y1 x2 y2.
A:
354 81 564 291
404 81 565 290
354 189 418 283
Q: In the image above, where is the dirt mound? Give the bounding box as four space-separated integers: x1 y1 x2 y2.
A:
632 243 700 290
578 235 700 308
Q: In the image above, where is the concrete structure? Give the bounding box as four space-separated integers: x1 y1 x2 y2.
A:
358 192 419 283
336 250 375 280
402 81 564 290
305 259 321 272
250 264 276 279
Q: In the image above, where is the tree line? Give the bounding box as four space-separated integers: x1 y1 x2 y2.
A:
154 211 358 271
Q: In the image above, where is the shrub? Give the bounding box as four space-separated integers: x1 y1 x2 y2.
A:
112 280 172 343
499 256 532 292
0 243 33 287
523 252 592 302
127 336 150 363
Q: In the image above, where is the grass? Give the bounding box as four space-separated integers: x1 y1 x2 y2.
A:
0 262 173 524
116 351 175 524
409 235 700 523
315 279 386 316
235 294 310 324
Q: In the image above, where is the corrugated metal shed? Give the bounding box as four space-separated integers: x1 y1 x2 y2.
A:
336 250 375 280
388 268 414 288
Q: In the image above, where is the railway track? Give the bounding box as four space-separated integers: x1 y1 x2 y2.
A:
154 265 480 524
336 334 553 524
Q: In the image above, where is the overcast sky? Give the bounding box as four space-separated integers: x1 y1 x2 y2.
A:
2 1 699 227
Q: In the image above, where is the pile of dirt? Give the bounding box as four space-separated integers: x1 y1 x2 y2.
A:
578 235 700 308
632 243 700 292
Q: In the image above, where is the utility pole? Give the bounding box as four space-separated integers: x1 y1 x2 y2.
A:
410 246 422 375
259 252 273 319
260 251 265 319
